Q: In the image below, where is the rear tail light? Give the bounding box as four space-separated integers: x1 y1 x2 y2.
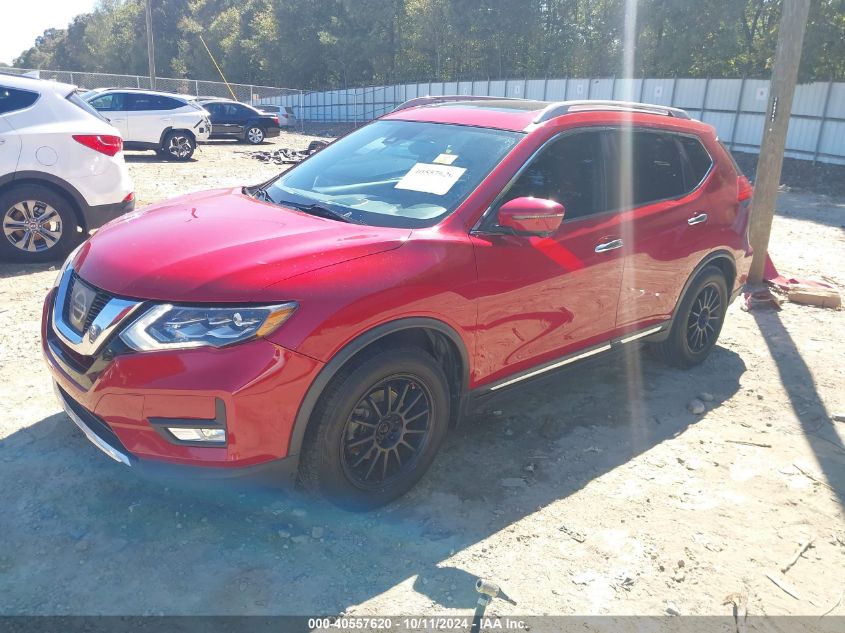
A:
737 175 753 202
122 192 135 203
737 175 753 249
272 116 280 126
73 134 122 157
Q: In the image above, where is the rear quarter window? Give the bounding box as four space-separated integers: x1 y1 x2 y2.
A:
678 135 714 188
67 92 109 123
0 86 39 114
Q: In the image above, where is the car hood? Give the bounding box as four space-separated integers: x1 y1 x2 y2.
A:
74 188 411 302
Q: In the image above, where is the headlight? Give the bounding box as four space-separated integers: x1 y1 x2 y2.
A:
53 243 83 287
120 303 297 351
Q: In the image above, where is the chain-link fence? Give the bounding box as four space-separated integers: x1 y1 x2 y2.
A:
6 68 304 128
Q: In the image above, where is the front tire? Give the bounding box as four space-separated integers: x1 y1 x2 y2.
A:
162 131 196 161
245 126 265 144
649 266 728 368
0 184 80 262
299 347 450 510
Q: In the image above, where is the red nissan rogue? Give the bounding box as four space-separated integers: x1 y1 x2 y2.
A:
42 97 753 509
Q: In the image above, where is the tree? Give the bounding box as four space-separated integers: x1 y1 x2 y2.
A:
9 0 845 86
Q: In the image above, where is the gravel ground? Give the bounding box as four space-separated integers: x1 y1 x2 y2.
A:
0 135 843 620
732 152 845 199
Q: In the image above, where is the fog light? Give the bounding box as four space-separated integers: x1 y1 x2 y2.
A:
168 427 226 443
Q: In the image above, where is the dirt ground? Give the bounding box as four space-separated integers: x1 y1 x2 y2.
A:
0 133 843 622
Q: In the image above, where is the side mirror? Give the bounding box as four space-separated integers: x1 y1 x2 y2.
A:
497 197 565 236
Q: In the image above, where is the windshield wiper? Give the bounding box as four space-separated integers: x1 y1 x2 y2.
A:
250 186 276 204
278 199 364 224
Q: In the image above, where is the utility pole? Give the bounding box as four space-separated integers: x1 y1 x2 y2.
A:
145 0 156 89
747 0 811 284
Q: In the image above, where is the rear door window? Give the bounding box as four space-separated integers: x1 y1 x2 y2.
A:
604 129 688 209
89 92 125 111
0 86 39 114
127 94 184 111
631 131 686 204
155 95 185 110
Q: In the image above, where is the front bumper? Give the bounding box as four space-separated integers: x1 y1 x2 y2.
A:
55 382 298 483
42 287 323 482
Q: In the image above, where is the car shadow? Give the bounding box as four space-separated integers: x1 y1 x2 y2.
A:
124 153 198 164
0 261 58 279
0 345 745 614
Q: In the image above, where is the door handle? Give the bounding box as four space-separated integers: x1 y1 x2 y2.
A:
595 239 623 253
0 139 6 145
687 213 708 225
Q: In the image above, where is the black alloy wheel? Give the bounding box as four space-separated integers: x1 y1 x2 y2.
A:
686 283 722 353
299 346 450 510
340 374 434 488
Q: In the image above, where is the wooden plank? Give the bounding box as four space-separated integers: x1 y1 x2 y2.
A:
787 285 841 309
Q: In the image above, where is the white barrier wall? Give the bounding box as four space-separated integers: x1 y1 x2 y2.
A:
267 77 845 165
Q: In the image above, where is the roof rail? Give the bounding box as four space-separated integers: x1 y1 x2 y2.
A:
392 94 520 112
533 100 691 123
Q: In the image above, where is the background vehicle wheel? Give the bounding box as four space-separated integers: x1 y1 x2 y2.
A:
307 140 328 153
299 347 450 510
649 266 728 368
0 184 80 262
245 126 265 144
162 131 196 160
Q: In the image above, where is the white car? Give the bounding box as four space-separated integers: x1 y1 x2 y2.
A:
256 104 297 127
0 73 134 263
84 88 211 161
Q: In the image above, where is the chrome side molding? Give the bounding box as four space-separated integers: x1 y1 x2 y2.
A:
487 323 667 392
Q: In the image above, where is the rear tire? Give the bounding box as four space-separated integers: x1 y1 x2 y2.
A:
299 347 450 510
0 184 81 262
162 131 196 161
649 266 728 368
245 126 265 144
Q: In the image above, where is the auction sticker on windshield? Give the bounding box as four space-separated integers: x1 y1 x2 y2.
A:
395 163 466 195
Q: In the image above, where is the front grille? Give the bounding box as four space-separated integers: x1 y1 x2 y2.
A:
64 273 112 335
84 290 110 331
51 333 94 373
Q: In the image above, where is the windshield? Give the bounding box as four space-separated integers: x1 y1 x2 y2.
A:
265 120 522 228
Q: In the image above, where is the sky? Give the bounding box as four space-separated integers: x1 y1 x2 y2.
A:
0 0 98 66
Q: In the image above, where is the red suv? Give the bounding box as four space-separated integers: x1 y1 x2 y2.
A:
42 98 753 509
